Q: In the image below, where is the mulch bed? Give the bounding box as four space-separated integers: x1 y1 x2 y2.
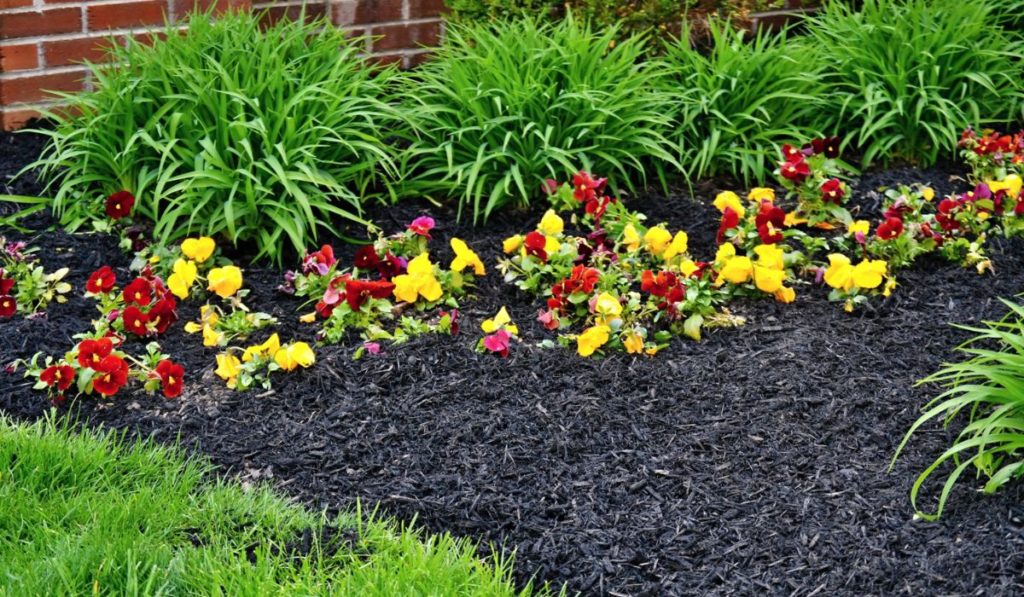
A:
3 127 1024 595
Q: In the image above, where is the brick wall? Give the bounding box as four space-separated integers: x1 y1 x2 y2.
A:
0 0 445 130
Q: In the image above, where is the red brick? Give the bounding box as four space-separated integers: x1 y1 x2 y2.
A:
258 3 327 27
1 107 44 131
408 0 446 19
44 36 121 67
0 8 81 39
88 1 168 30
406 49 433 67
372 21 440 52
0 43 38 71
367 52 404 69
354 0 403 25
0 70 87 104
0 0 33 8
174 0 251 18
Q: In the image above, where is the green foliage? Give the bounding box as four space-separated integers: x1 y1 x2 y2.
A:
806 0 1024 167
398 17 676 221
30 11 399 265
891 299 1024 520
0 415 539 595
662 21 824 183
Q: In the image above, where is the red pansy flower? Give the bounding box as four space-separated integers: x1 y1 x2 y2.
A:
40 364 75 391
154 359 184 399
122 277 152 307
92 354 129 397
780 158 810 183
524 231 549 261
781 144 803 161
303 245 337 276
344 278 396 311
716 207 741 244
77 337 114 369
0 295 15 318
148 297 178 334
122 305 149 336
0 271 14 295
810 136 842 158
820 178 845 204
86 266 117 294
876 216 904 240
573 171 607 203
354 246 380 270
105 191 135 219
755 202 786 244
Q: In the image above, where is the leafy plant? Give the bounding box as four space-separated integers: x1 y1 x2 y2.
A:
892 298 1024 520
398 16 676 221
806 0 1024 167
29 10 399 264
662 21 824 183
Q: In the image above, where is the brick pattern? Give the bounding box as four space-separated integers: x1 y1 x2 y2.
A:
0 0 447 129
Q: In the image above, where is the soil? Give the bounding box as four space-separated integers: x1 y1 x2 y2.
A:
3 128 1024 596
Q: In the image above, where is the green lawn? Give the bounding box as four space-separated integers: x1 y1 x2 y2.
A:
0 415 538 596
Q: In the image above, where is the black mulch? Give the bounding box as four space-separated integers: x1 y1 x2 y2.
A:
3 128 1024 595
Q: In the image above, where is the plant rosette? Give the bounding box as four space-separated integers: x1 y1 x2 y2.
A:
213 333 315 391
0 238 72 319
184 304 277 348
131 236 225 301
84 264 179 338
776 137 855 227
17 337 184 404
477 306 519 357
284 218 481 350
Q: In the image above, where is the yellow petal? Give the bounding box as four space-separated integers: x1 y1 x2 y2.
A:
823 254 853 291
299 312 317 323
538 209 564 236
181 237 216 263
503 235 523 254
577 325 611 357
713 191 745 218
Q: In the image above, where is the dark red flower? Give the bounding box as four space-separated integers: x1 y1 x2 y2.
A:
1016 194 1024 217
148 298 178 334
810 136 842 158
524 231 549 261
0 295 15 318
0 271 14 295
640 270 685 314
780 158 810 184
755 202 786 244
344 278 396 311
781 144 803 161
86 266 117 294
548 265 600 313
936 198 962 232
122 277 152 307
122 305 149 336
77 337 113 369
92 354 129 397
154 359 184 399
105 191 135 219
572 171 606 203
876 216 904 240
303 245 337 276
40 364 75 391
716 207 741 244
820 178 845 204
354 246 381 270
585 195 614 221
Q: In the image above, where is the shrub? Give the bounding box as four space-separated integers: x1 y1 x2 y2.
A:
30 11 399 265
398 17 675 221
662 21 824 183
806 0 1024 167
892 298 1024 520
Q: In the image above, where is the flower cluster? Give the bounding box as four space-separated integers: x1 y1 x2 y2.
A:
20 336 183 404
85 264 179 338
959 128 1024 182
0 238 72 319
213 333 315 391
283 217 478 349
776 136 851 226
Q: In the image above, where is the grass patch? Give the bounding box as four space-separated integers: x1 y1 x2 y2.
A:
0 414 537 595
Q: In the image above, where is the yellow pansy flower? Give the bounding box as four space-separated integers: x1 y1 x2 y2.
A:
594 292 622 325
207 265 243 298
621 224 641 252
167 258 198 299
920 186 935 202
274 342 316 372
392 253 443 303
715 242 737 263
753 265 785 293
851 259 887 289
988 174 1022 197
243 333 281 363
623 332 644 354
823 254 853 290
713 191 745 218
482 306 518 336
181 237 216 263
848 220 870 236
883 277 898 298
538 209 564 236
717 256 753 285
774 286 796 303
662 231 689 261
643 226 672 256
202 325 223 347
450 238 486 276
503 235 524 254
748 187 775 203
543 235 561 256
753 244 784 271
577 325 611 357
215 353 241 388
680 259 699 277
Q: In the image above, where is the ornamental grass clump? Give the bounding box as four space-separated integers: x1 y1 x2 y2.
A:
892 299 1024 520
661 20 824 184
805 0 1024 167
30 11 399 265
398 16 676 221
